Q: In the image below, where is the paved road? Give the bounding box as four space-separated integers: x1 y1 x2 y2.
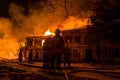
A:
0 59 120 80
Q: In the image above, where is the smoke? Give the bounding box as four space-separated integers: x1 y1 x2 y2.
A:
0 0 95 59
9 0 94 35
62 16 89 30
0 18 19 59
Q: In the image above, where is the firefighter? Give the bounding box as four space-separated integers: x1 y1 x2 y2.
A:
28 49 33 64
51 29 64 69
43 36 52 68
63 40 71 67
18 48 23 63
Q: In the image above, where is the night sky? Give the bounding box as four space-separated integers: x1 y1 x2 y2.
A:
0 0 10 17
0 0 40 18
0 0 96 18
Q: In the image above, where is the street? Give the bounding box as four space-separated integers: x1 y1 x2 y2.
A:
0 58 120 80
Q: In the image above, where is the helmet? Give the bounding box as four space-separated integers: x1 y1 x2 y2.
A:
55 29 60 33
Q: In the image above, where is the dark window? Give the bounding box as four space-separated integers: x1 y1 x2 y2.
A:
112 48 119 58
75 35 81 43
72 49 79 57
26 38 33 46
65 36 72 43
84 35 87 42
85 49 92 63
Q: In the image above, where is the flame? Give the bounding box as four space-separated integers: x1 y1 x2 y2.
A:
42 39 45 47
44 30 54 36
5 51 18 59
20 42 26 47
41 30 54 47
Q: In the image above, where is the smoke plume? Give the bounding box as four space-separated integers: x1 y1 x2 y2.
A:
0 18 19 59
0 0 95 59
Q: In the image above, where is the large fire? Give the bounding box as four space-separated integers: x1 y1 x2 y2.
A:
0 0 92 60
44 30 54 36
42 30 54 46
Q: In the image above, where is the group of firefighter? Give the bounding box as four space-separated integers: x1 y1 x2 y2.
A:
43 29 71 69
18 29 71 69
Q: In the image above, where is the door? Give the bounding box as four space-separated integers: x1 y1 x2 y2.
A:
85 49 92 63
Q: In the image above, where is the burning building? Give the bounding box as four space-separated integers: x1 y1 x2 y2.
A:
20 27 120 64
22 27 94 63
20 30 54 62
25 36 44 61
20 35 50 62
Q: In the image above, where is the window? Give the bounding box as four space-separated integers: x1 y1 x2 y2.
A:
84 35 87 43
72 49 79 57
112 48 119 58
65 36 72 43
26 39 33 46
75 35 81 43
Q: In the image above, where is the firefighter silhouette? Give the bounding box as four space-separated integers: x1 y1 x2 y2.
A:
19 48 23 63
43 36 52 68
51 29 64 69
63 40 71 67
28 49 33 64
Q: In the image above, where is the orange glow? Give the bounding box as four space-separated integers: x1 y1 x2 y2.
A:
42 39 45 47
62 17 88 30
20 42 25 47
41 30 54 47
0 0 93 60
0 37 19 59
44 30 54 36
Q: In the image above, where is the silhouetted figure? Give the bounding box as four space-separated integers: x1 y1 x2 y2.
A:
19 48 23 63
51 29 64 69
63 40 71 67
43 36 52 68
28 49 33 64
